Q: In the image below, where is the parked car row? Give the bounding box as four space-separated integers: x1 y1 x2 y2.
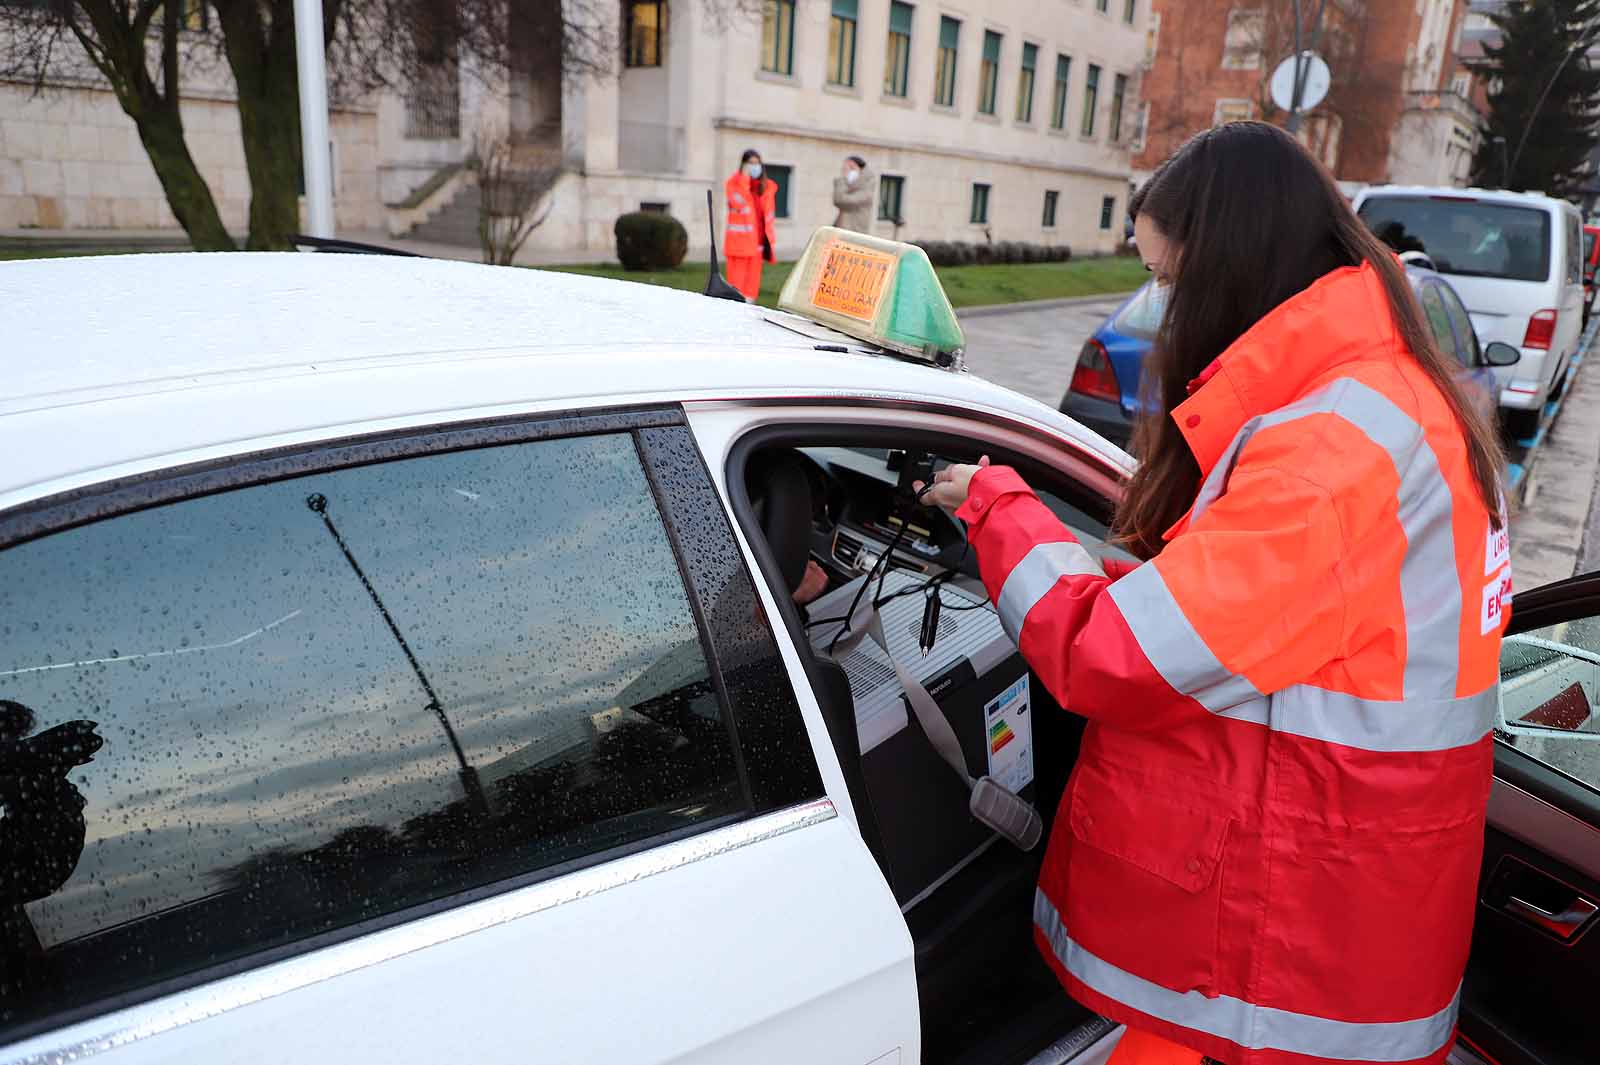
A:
1071 184 1587 447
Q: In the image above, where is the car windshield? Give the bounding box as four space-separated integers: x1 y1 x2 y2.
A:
1358 196 1551 283
1113 282 1161 341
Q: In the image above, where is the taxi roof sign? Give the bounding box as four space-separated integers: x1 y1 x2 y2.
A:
778 228 966 368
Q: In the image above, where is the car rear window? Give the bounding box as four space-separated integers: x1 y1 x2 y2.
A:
1358 196 1551 283
1113 282 1162 340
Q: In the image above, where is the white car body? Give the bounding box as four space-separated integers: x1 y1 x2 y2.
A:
0 253 1129 1065
1353 185 1585 428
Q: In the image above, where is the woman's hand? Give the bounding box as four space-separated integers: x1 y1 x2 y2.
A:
915 455 990 511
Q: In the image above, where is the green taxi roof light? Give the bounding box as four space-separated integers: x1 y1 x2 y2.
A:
778 227 966 368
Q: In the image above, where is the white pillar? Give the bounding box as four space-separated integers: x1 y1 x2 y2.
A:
294 0 335 237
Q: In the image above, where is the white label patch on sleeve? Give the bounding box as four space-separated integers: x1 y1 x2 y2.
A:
1481 566 1513 635
1485 522 1511 577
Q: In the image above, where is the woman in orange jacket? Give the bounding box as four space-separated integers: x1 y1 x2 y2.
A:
921 123 1509 1065
723 149 777 302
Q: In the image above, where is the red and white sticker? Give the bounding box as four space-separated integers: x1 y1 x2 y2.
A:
1481 566 1513 634
1485 521 1510 577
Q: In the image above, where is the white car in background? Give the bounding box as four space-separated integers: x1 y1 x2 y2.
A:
1354 185 1585 438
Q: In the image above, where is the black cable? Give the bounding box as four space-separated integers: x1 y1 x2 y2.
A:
825 482 934 655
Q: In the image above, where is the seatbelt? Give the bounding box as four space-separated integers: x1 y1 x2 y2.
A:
832 597 1043 852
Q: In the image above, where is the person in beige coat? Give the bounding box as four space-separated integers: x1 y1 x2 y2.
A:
832 155 877 233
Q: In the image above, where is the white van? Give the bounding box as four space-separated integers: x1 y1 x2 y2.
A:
1353 185 1584 437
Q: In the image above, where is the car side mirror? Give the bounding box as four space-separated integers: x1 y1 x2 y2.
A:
1483 341 1522 367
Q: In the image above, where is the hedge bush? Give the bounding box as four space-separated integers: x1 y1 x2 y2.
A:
614 211 689 271
912 239 1070 267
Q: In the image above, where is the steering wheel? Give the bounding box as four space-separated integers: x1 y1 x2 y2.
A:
747 451 814 597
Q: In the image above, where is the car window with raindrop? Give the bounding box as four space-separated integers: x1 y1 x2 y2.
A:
0 432 741 1034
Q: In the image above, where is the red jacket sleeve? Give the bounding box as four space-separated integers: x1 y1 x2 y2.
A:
956 464 1344 732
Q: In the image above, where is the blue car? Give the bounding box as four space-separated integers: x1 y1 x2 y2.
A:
1058 262 1519 450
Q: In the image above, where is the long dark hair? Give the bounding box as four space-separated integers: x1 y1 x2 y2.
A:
1120 122 1505 558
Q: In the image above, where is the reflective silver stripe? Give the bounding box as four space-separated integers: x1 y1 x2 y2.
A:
996 540 1105 643
1034 891 1459 1063
1218 685 1498 752
1108 561 1263 712
727 223 754 233
1252 379 1461 698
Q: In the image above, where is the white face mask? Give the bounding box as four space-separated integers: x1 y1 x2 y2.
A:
745 162 763 179
845 169 859 185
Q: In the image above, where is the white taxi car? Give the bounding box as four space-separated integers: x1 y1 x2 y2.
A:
1 236 1595 1065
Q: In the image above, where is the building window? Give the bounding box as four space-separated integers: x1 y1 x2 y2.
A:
879 174 905 222
1132 100 1150 153
1016 42 1038 122
1124 0 1136 23
1082 63 1101 136
0 431 746 1033
971 183 991 224
885 1 913 97
1222 8 1265 70
1213 97 1254 125
624 0 665 67
1145 12 1161 63
934 16 960 107
1043 190 1059 228
1100 195 1116 230
640 201 670 213
1096 0 1109 11
978 30 1002 115
766 163 793 218
827 0 858 87
761 0 796 75
1051 54 1071 130
1110 72 1127 141
1451 70 1472 98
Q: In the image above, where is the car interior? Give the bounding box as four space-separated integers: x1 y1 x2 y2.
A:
731 428 1137 1065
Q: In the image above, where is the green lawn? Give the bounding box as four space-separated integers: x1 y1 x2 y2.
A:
539 254 1149 309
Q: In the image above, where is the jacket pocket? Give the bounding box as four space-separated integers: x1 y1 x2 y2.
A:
1059 759 1233 994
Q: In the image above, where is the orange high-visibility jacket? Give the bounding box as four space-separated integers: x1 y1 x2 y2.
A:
956 261 1510 1065
724 172 777 262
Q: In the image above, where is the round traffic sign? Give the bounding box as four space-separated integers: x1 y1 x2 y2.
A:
1270 51 1331 113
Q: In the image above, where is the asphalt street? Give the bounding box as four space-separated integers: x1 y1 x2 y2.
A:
959 295 1128 409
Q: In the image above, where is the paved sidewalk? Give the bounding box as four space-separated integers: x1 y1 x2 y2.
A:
1510 336 1600 590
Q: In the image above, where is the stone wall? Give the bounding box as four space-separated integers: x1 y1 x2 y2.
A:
0 81 381 234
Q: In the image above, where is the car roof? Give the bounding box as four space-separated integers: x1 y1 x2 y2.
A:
1356 184 1578 215
2 253 1129 510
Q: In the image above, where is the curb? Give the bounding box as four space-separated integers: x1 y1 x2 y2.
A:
956 291 1137 319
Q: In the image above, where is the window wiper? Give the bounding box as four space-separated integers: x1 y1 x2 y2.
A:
306 492 488 815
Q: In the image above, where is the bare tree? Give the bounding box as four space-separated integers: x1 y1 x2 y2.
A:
0 0 748 250
473 125 561 266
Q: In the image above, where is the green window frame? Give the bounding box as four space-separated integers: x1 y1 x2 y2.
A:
766 163 793 219
760 0 796 75
884 1 913 97
624 0 665 67
1016 42 1038 122
1100 195 1116 230
1111 72 1127 141
934 16 960 107
1043 189 1059 228
879 174 905 223
1051 54 1071 129
1082 63 1101 136
1124 0 1136 23
971 183 991 225
1096 0 1109 11
978 30 1002 115
827 0 858 87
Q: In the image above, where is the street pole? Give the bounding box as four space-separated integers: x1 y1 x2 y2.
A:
293 0 335 238
1284 0 1327 135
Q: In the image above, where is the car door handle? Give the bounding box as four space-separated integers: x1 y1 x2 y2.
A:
1504 894 1599 940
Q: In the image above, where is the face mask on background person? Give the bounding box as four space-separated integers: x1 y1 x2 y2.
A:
745 162 763 179
845 168 860 185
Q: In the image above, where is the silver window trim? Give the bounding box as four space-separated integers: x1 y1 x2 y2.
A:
1 798 836 1065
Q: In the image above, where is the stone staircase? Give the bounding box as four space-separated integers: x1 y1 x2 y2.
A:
406 182 483 248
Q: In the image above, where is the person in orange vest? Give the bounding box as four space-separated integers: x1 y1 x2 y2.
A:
723 149 777 302
919 122 1509 1065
